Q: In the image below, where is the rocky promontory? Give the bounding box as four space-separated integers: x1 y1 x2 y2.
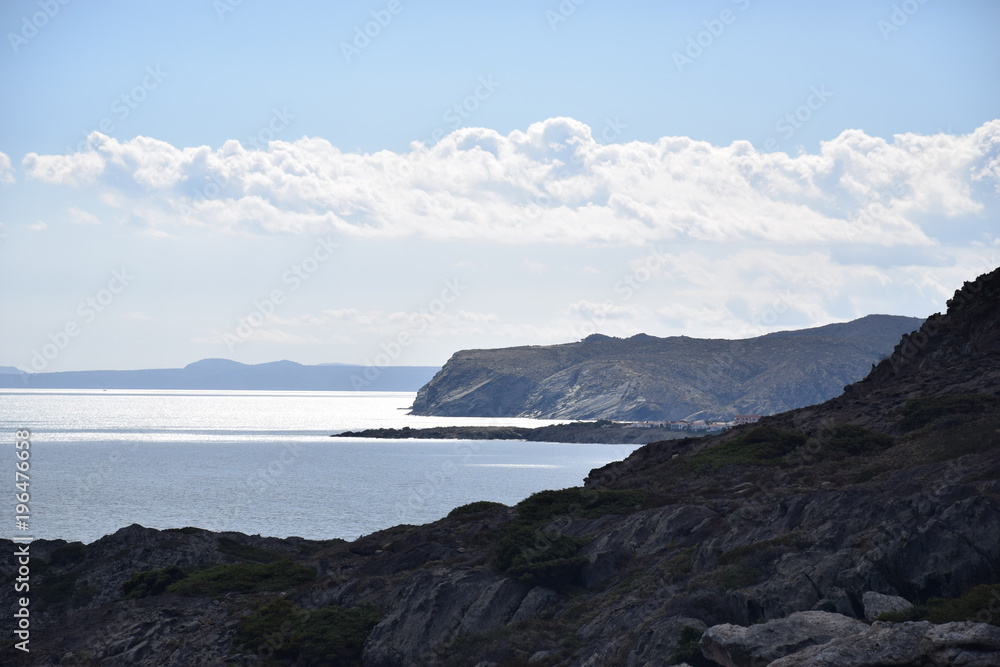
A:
409 314 924 421
331 421 695 444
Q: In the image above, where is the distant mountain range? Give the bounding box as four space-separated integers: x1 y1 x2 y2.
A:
410 314 926 420
0 358 440 391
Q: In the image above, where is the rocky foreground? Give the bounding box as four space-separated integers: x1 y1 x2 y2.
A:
1 268 998 665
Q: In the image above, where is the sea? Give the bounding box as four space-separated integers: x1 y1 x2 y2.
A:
0 389 641 544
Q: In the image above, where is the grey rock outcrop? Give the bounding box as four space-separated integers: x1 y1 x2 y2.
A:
362 569 532 666
699 611 867 667
862 590 914 621
769 620 1000 666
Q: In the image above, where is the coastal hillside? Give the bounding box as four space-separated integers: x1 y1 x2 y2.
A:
410 314 924 420
2 267 998 665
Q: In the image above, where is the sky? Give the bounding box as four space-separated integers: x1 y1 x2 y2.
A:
0 0 998 372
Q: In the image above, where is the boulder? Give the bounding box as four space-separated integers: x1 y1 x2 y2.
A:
769 620 1000 666
700 611 867 667
862 590 913 621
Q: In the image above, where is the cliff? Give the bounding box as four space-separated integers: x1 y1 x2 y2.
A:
2 269 998 666
409 315 924 420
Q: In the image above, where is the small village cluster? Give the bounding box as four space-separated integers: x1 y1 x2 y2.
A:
626 414 761 433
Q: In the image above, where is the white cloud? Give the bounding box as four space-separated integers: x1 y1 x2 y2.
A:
0 152 13 184
68 207 101 225
26 221 48 231
18 119 1000 247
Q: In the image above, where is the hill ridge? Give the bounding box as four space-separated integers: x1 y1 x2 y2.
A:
410 314 925 421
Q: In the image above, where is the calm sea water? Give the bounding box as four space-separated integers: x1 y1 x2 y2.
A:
0 390 640 544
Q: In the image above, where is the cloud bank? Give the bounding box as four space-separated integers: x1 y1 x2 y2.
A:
20 118 1000 247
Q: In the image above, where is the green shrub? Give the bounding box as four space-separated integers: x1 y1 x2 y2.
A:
715 564 763 590
670 626 714 667
514 487 647 525
879 584 1000 626
690 426 806 471
37 568 84 609
121 565 187 599
217 537 283 563
809 424 895 459
166 560 314 597
898 394 1000 432
238 598 379 665
48 543 87 567
492 525 589 589
447 501 507 518
717 534 808 567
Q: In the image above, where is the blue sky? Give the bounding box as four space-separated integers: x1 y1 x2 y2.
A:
1 0 998 371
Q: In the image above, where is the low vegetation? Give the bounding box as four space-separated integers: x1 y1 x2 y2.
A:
717 533 809 567
808 424 895 460
121 565 187 599
237 598 379 665
670 626 715 667
514 487 647 525
167 560 314 597
897 394 1000 432
217 536 284 563
446 500 507 518
120 560 314 599
491 525 589 589
878 583 1000 626
690 426 807 471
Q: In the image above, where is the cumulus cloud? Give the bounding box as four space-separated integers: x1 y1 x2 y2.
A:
0 152 13 184
19 119 1000 246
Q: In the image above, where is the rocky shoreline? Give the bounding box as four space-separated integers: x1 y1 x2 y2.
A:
331 421 699 444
